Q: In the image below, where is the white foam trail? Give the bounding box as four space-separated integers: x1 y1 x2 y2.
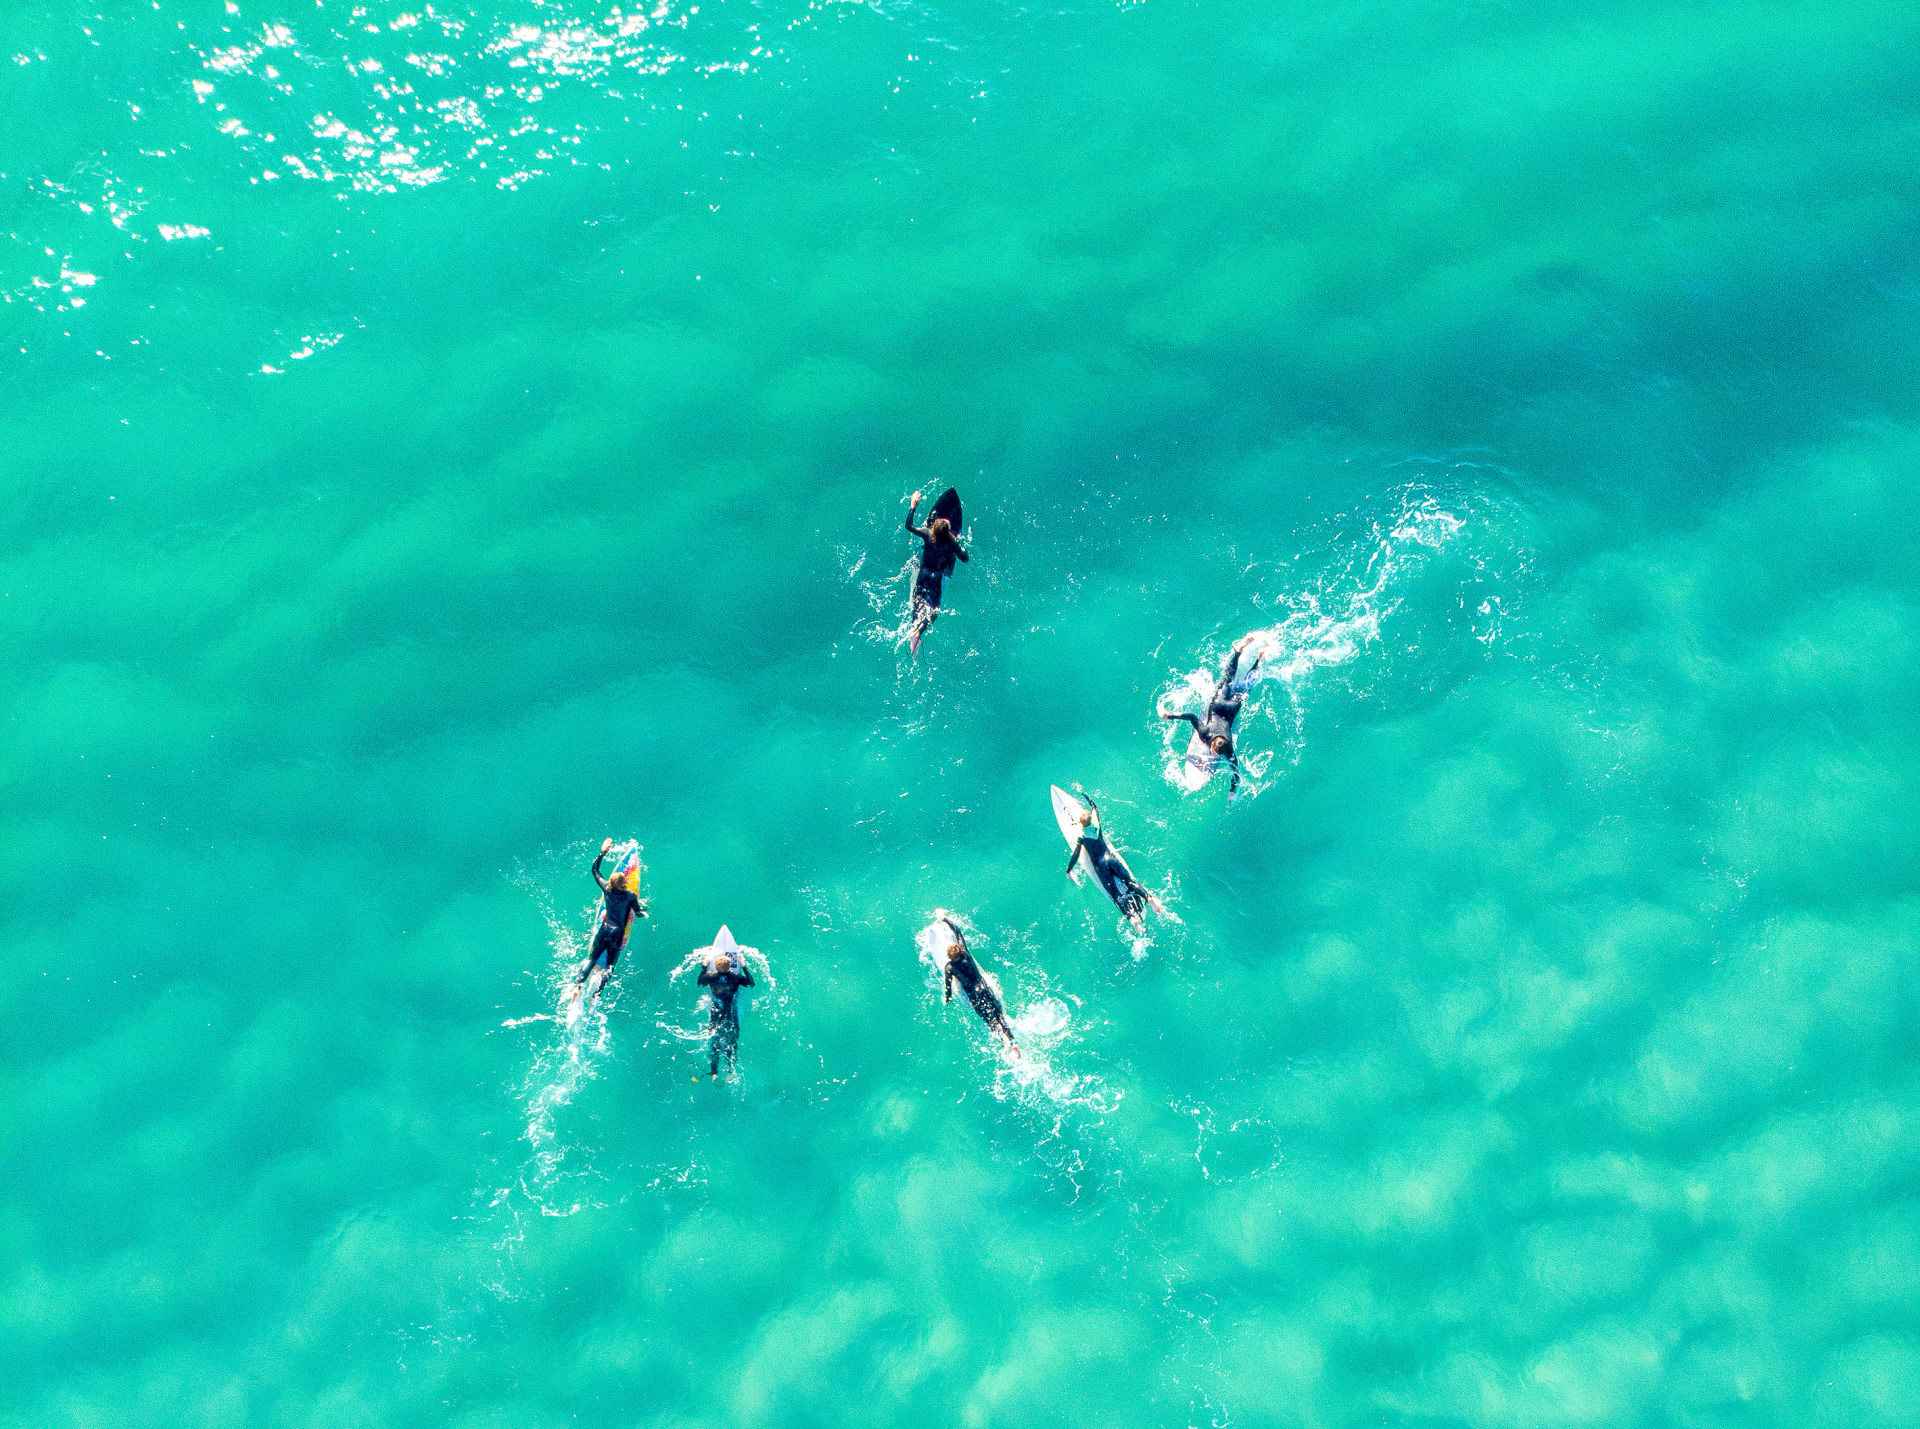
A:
1013 996 1071 1039
516 896 613 1197
476 860 624 1285
914 916 1101 1108
992 1034 1117 1113
833 529 925 652
988 993 1119 1113
1160 487 1473 798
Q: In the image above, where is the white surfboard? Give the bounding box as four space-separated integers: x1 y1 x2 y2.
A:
919 915 959 970
696 924 747 973
1176 730 1218 791
1051 785 1095 885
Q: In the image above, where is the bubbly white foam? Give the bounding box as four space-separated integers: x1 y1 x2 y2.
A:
1159 485 1496 799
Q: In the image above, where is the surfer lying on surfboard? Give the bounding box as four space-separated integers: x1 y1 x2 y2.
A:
577 836 647 988
1065 802 1160 923
937 915 1021 1057
904 488 968 651
1161 635 1262 792
698 953 754 1079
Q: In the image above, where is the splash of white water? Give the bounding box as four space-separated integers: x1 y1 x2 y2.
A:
1159 487 1474 798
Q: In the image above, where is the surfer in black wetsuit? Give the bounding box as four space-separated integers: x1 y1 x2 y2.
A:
1161 635 1262 792
578 836 647 986
698 954 754 1079
1065 803 1153 920
938 916 1020 1056
905 488 968 651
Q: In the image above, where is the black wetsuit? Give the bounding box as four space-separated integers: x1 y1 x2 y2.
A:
1065 806 1149 918
698 965 754 1075
580 850 645 982
905 499 968 615
942 932 1015 1045
1164 644 1259 790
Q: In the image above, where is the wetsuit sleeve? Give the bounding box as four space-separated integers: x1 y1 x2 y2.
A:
905 501 930 540
1229 757 1241 794
591 852 608 892
697 968 716 987
954 545 968 562
1165 711 1202 732
1065 840 1086 875
740 969 754 987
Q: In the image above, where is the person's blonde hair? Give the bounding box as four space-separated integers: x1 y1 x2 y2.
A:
714 954 732 972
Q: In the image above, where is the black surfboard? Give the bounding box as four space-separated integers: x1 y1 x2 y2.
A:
928 487 963 535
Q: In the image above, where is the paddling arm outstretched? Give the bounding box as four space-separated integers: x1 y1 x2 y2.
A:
905 490 969 561
940 917 972 1004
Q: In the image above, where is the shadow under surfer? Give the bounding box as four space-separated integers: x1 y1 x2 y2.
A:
698 954 754 1079
1162 635 1262 792
904 488 968 652
938 915 1020 1057
1065 801 1159 924
579 836 647 988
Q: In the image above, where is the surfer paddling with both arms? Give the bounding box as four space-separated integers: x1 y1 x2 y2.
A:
904 488 968 652
935 913 1021 1057
1162 635 1262 792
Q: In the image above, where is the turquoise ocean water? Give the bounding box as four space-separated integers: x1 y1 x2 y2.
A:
6 0 1920 1422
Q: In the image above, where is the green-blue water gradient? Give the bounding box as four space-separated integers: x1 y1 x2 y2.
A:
4 0 1919 1423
